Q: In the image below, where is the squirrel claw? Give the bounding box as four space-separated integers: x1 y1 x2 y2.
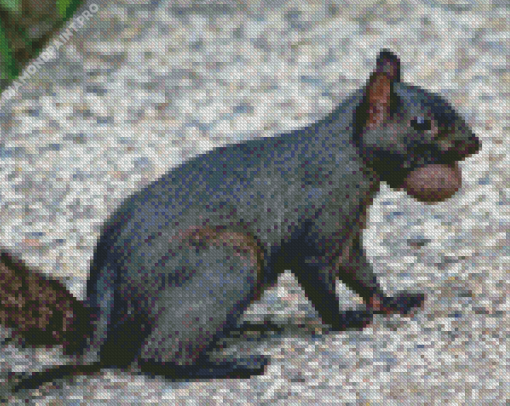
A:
370 292 425 316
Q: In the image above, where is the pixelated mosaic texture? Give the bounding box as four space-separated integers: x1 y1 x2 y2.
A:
0 0 506 404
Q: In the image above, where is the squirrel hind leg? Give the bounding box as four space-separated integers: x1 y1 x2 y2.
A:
139 355 269 381
10 363 103 395
136 229 266 378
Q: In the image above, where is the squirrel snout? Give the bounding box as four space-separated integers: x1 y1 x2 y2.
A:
441 134 481 162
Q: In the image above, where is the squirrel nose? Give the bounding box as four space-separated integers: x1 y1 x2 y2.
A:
443 134 481 162
459 134 481 158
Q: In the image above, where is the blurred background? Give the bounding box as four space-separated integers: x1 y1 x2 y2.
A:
0 0 82 91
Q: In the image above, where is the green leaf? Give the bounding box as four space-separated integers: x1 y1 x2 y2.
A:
0 0 22 16
0 19 17 80
57 0 74 19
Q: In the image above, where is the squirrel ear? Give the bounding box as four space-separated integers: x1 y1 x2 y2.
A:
362 50 401 129
375 49 401 82
364 73 392 129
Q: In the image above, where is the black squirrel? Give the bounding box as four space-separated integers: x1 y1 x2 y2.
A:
1 49 480 394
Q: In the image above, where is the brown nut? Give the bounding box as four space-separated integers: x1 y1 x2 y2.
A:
403 163 462 203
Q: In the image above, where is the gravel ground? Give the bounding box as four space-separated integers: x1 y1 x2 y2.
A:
0 0 507 404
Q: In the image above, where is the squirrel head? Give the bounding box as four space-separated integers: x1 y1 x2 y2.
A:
355 49 481 203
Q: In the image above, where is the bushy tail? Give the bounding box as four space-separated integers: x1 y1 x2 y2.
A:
0 251 91 355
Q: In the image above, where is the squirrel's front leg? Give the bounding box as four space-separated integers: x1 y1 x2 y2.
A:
292 256 374 332
337 235 425 316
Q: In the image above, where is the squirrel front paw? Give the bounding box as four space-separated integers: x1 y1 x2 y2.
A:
369 292 425 315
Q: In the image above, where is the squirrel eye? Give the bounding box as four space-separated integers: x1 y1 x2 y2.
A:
411 116 432 132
